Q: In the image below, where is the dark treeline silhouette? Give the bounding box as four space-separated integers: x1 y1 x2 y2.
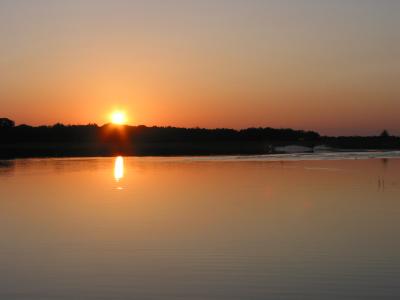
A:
0 118 15 128
0 119 399 158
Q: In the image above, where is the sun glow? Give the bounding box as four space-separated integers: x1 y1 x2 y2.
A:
111 111 127 125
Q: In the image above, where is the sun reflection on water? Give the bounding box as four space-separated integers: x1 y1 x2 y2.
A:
114 156 124 183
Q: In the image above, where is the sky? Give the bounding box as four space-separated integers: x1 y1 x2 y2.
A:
0 0 399 135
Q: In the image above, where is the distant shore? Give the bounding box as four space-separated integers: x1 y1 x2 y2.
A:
1 123 399 159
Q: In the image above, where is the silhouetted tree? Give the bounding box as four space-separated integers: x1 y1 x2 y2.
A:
380 130 390 138
53 123 65 128
0 118 15 128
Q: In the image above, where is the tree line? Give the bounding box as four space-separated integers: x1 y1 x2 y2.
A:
0 118 399 158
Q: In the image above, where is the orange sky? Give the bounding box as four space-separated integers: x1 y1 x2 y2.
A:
1 0 399 135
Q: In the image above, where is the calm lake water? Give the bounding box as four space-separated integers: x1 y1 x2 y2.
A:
1 155 400 299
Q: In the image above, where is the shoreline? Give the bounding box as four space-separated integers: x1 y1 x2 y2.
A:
2 149 400 161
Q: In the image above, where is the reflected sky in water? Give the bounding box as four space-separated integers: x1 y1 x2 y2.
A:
0 156 400 299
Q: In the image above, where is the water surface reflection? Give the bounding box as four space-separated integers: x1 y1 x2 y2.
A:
114 156 124 184
0 157 400 299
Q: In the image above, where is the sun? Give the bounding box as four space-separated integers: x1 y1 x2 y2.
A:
111 111 127 125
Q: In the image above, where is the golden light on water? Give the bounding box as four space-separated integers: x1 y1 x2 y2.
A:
111 111 127 125
114 156 124 182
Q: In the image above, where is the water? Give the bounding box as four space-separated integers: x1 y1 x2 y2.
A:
1 155 400 299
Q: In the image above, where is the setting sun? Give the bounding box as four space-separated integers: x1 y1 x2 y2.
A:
111 111 127 125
